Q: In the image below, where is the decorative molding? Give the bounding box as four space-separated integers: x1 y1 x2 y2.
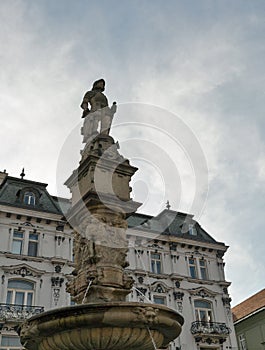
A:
51 277 64 287
54 265 62 273
2 264 45 278
10 221 43 229
147 242 164 250
222 296 232 306
137 276 144 284
173 291 184 301
0 304 44 321
150 281 171 293
135 287 147 297
53 288 60 306
55 235 65 245
4 253 43 263
191 321 231 345
188 287 218 298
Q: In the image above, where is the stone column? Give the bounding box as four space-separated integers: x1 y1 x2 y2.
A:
65 134 141 303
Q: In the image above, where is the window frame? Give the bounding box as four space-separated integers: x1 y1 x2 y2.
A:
194 299 213 323
199 259 208 280
6 279 35 306
11 230 24 255
238 333 248 350
188 257 197 278
0 335 22 350
11 229 39 257
150 252 162 274
188 224 197 236
153 295 166 305
188 257 209 280
23 191 36 206
27 232 39 257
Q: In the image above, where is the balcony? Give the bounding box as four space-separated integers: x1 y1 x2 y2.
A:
0 303 44 322
191 321 231 345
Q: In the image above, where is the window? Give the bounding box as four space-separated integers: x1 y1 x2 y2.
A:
28 233 38 256
153 296 166 305
24 192 35 205
189 224 197 236
199 259 208 280
11 230 39 257
238 334 247 350
188 258 197 278
194 300 213 323
151 253 162 274
11 231 24 255
6 280 34 306
0 335 22 350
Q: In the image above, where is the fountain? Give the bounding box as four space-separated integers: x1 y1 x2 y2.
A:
18 79 183 350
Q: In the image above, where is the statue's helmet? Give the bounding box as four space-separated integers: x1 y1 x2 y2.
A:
92 79 105 91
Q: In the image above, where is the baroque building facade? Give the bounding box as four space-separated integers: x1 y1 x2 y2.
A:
0 170 238 350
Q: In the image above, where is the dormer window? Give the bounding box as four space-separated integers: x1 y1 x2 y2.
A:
24 192 36 205
189 224 197 236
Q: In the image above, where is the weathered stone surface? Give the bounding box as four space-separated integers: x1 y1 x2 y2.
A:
80 79 117 139
18 81 183 350
18 302 184 350
64 134 141 303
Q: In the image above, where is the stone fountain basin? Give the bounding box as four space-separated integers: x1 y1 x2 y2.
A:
18 302 184 350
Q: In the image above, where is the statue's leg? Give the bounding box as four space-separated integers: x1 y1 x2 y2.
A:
101 115 112 135
88 112 98 136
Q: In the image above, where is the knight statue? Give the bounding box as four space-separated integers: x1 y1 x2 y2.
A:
80 79 117 143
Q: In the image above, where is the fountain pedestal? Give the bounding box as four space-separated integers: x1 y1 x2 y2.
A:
18 81 183 350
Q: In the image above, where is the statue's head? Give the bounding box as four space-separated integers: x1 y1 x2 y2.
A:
92 79 105 92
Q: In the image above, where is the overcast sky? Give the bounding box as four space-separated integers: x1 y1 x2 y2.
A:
1 0 265 306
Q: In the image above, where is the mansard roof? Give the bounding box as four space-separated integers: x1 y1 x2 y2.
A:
0 176 69 215
127 209 222 245
0 174 221 245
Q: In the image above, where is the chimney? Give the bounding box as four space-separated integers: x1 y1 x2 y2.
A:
0 170 8 186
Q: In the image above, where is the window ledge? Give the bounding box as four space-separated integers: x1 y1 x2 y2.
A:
5 253 44 262
187 277 213 285
149 272 168 279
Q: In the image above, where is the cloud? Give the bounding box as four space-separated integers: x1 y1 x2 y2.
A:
0 0 265 305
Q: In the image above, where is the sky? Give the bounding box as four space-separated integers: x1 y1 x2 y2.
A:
0 0 265 307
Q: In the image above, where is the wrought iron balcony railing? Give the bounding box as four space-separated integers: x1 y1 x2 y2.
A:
191 321 231 336
0 303 44 321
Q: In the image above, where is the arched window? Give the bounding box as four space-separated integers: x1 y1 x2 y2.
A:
194 300 213 323
6 280 34 306
23 192 35 205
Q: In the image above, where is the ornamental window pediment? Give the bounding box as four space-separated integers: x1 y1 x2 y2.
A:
2 264 45 278
151 282 170 293
188 287 217 299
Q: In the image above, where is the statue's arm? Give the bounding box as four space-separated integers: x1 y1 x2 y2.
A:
80 91 95 118
80 91 95 110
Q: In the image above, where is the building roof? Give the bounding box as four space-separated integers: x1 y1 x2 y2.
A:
0 175 70 215
232 288 265 322
127 209 224 246
0 173 222 246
